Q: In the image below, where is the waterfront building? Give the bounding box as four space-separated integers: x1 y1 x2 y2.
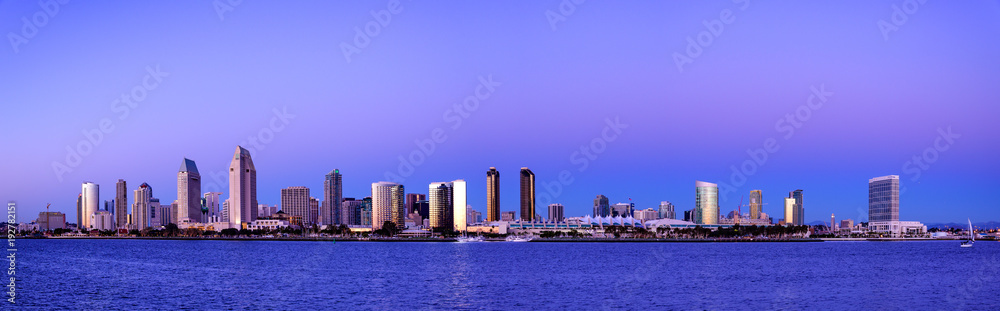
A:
658 201 675 220
322 169 343 226
453 180 468 232
281 187 312 225
91 211 114 231
36 212 66 230
257 204 279 218
594 195 610 217
228 146 258 229
132 183 152 229
372 182 405 230
501 211 516 222
115 179 127 228
548 204 565 222
177 158 202 224
204 192 223 222
520 167 535 221
790 189 804 226
634 208 659 222
76 194 82 229
429 182 454 231
695 181 719 225
155 199 172 226
310 197 319 226
81 182 99 229
749 190 763 219
221 199 231 223
360 197 373 227
611 203 633 217
869 175 899 223
415 199 429 219
784 198 794 226
487 167 500 222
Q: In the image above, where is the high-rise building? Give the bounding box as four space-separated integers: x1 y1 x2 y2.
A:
594 195 610 217
868 175 899 223
360 197 373 227
204 192 223 222
467 208 482 224
501 211 516 222
749 190 763 220
634 208 659 222
453 180 467 232
548 204 564 222
695 181 719 225
322 169 343 226
281 187 311 225
520 167 535 221
371 182 405 230
228 146 258 228
81 182 99 229
783 197 795 226
658 201 675 219
132 183 152 229
487 167 500 222
309 197 319 226
416 200 429 219
612 203 633 217
76 194 82 228
178 158 202 224
221 199 231 223
115 179 127 229
790 189 804 226
342 198 361 225
429 182 454 231
36 212 66 231
103 200 114 212
406 193 425 215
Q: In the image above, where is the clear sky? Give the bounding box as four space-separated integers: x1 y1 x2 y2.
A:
2 0 999 224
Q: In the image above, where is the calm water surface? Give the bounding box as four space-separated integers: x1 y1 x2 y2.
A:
16 239 1000 310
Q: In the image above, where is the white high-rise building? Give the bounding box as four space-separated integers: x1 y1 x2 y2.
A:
658 201 675 220
91 211 114 231
695 181 719 225
204 192 223 221
81 182 99 229
178 158 202 224
784 198 795 226
132 183 153 229
371 182 405 231
452 179 467 232
228 146 258 229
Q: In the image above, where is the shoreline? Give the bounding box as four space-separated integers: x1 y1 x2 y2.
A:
19 236 979 242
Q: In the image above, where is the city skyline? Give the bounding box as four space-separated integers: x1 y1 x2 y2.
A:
2 1 998 224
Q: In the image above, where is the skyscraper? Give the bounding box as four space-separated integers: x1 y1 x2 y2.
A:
594 195 610 217
783 197 794 226
204 192 223 222
749 190 763 220
228 146 258 229
281 186 311 225
310 197 319 226
81 182 99 229
486 167 500 222
548 204 564 222
790 189 804 226
405 193 424 215
658 201 675 219
322 169 343 226
76 193 82 228
520 167 535 221
429 182 454 231
695 181 718 225
371 182 405 230
132 183 152 229
115 179 127 228
360 197 373 227
869 175 900 222
177 158 202 224
453 179 467 232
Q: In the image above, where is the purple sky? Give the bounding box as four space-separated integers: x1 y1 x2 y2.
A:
2 0 999 224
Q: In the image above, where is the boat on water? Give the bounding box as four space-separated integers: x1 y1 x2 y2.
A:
505 236 533 242
961 218 974 248
456 236 484 243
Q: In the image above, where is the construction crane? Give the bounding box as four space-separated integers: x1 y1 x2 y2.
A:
45 203 51 232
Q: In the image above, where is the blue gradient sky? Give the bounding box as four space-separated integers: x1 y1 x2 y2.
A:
2 1 999 224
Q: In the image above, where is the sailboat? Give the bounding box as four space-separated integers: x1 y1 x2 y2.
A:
960 218 974 248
